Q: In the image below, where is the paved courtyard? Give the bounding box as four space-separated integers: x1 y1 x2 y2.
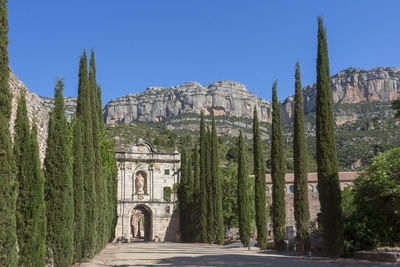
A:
79 242 393 267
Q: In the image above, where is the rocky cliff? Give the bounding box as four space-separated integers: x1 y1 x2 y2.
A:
9 66 400 163
104 67 400 125
103 80 273 124
9 71 49 163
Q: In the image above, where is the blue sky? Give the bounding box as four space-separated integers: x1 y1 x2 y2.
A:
8 1 400 104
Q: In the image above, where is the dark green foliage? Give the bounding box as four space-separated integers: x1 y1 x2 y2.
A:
178 148 189 241
44 78 74 267
0 0 10 121
77 50 98 257
89 49 105 251
198 112 208 242
343 148 400 255
29 124 46 266
237 130 250 247
252 107 267 249
293 62 310 252
212 114 224 244
101 134 118 242
315 16 344 257
163 186 172 202
271 81 286 251
206 127 214 243
0 0 17 264
15 93 46 266
192 141 200 241
391 99 400 118
14 92 31 264
72 119 85 262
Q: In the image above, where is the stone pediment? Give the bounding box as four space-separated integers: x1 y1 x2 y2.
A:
130 138 154 153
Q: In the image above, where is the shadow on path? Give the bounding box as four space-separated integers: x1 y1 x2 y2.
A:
112 253 390 267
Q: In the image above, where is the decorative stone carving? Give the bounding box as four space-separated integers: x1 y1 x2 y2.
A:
136 173 145 195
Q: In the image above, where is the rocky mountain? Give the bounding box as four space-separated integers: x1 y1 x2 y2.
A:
9 66 400 166
104 67 400 125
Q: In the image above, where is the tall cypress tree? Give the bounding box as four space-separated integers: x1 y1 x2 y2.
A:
14 92 32 265
192 141 200 241
178 148 188 241
206 126 214 243
211 113 224 244
270 81 286 251
14 93 46 266
293 62 310 252
0 0 11 120
252 107 267 249
72 118 85 262
0 1 17 265
315 16 344 257
30 124 46 266
76 50 97 256
44 78 74 267
198 112 208 242
237 130 250 247
89 49 105 250
186 152 195 241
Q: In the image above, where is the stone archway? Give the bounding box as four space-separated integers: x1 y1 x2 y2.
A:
131 204 153 241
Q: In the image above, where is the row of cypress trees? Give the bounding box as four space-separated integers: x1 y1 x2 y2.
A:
238 17 343 256
0 2 118 262
43 49 118 266
178 112 224 244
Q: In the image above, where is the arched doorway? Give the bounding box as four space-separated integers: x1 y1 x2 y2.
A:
130 204 153 241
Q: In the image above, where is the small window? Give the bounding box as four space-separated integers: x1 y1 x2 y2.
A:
164 169 170 175
165 206 170 214
289 185 294 194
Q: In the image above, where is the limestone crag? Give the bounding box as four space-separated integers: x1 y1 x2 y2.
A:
9 71 49 163
104 67 400 125
103 80 273 124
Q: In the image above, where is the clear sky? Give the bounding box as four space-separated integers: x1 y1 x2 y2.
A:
8 1 400 104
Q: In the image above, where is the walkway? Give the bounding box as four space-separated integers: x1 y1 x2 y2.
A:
79 242 391 267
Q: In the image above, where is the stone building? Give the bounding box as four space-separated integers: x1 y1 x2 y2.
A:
265 172 358 232
114 139 180 242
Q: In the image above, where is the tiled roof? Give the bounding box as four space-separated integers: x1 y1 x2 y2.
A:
263 172 358 183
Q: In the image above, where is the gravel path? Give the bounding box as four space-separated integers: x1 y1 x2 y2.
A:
79 242 394 267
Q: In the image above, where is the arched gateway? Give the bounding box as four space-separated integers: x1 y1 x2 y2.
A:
114 139 180 242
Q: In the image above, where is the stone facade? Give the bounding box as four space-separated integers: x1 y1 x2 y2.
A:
265 172 358 229
114 139 180 242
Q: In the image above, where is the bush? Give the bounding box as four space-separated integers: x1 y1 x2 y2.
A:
343 147 400 255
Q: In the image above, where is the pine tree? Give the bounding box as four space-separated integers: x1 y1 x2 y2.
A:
0 0 17 264
76 50 97 256
315 16 344 257
252 107 267 249
30 124 46 266
44 78 74 267
206 126 214 243
293 62 310 252
198 112 208 242
14 93 46 266
211 113 224 244
270 81 286 251
237 130 250 247
89 49 105 250
72 118 85 262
